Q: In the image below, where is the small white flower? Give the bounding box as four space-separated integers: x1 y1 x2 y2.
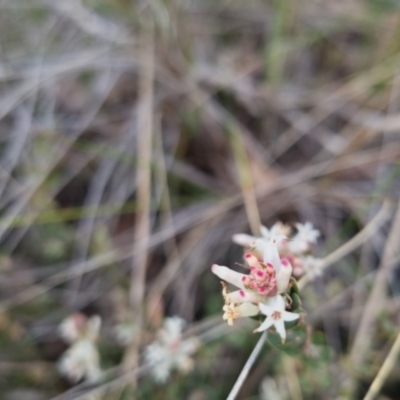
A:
59 313 85 343
254 295 299 342
302 256 323 280
260 222 291 242
58 314 102 383
59 314 101 343
289 222 320 254
144 316 199 383
114 321 136 345
295 222 320 244
58 339 101 383
232 222 290 254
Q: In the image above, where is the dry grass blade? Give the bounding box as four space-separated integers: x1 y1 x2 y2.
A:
228 124 261 236
123 21 155 384
351 198 400 369
363 331 400 400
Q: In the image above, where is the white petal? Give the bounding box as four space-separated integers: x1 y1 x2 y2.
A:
238 302 260 317
211 265 245 289
276 261 292 293
254 317 274 332
254 239 267 254
228 290 262 304
260 225 270 238
282 311 299 322
288 237 308 254
274 295 286 311
263 240 281 273
232 233 256 248
274 319 286 341
258 302 274 317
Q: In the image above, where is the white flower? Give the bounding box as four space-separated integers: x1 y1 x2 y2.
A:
302 256 323 280
254 295 299 342
260 222 291 242
232 222 290 254
114 321 136 345
59 313 85 343
296 222 320 243
59 314 101 343
144 316 199 383
212 239 293 325
289 222 320 254
58 339 102 383
58 314 102 383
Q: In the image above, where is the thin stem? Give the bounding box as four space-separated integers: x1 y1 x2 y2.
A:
363 330 400 400
227 331 267 400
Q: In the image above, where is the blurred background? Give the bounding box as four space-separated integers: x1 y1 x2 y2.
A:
1 0 400 399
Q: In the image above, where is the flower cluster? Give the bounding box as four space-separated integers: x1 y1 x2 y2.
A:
58 313 102 383
144 316 199 383
212 222 321 342
233 222 321 277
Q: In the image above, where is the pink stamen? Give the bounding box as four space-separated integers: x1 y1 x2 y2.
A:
265 263 275 275
258 286 267 295
239 290 245 297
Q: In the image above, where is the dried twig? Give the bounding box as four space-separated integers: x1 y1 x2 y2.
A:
123 21 155 381
363 331 400 400
351 198 400 369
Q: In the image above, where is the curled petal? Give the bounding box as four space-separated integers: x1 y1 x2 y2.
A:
227 290 262 304
211 265 246 289
276 259 292 293
245 253 262 269
232 234 256 248
263 240 281 273
238 302 260 317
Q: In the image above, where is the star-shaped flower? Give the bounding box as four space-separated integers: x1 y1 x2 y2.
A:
296 222 319 243
232 222 290 254
58 314 102 383
288 222 320 253
144 316 199 383
254 295 299 342
302 255 323 280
